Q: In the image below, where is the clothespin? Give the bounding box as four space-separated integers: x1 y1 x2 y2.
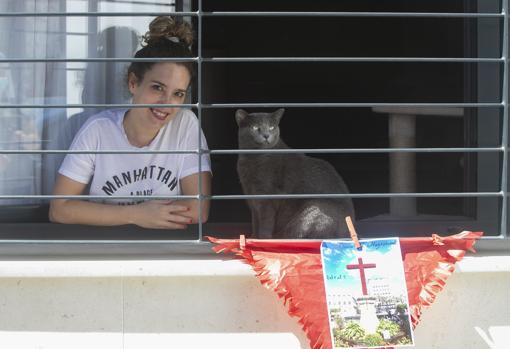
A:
345 216 362 250
431 233 445 246
239 234 246 250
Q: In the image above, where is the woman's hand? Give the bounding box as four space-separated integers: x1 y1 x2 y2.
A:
128 200 191 229
179 171 212 224
51 174 191 230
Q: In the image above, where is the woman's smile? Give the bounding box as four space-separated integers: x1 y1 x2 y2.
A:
150 108 170 121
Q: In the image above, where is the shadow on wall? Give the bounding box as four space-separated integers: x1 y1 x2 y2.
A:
413 272 510 349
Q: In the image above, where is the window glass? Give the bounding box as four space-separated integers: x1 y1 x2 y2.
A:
0 0 506 239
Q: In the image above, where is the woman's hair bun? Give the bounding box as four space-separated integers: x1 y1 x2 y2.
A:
142 16 193 47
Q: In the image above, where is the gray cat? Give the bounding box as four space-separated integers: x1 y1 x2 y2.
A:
236 108 355 239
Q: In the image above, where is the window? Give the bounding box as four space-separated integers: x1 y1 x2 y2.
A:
0 0 508 249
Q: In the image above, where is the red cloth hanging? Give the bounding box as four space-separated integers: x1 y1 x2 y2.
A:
207 231 482 349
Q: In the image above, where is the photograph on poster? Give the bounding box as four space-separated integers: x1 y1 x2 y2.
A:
321 238 414 348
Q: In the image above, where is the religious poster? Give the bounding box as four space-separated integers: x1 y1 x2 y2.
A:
321 238 414 348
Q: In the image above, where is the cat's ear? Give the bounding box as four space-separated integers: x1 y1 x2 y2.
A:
235 109 249 126
273 108 285 123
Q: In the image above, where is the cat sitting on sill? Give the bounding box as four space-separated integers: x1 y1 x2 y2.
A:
236 108 355 239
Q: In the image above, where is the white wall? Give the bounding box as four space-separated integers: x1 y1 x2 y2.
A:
0 254 508 349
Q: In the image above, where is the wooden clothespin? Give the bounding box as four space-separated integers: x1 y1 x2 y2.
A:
239 234 246 250
345 216 362 250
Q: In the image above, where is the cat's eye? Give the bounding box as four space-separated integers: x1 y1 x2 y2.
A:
251 126 259 131
269 126 275 130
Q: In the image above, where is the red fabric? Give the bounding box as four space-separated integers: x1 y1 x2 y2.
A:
207 231 482 349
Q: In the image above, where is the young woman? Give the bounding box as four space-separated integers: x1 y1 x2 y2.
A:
50 16 211 230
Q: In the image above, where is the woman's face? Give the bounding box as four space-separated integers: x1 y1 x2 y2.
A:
128 62 191 128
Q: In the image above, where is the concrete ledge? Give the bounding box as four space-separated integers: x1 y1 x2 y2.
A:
0 259 254 278
0 253 508 278
0 253 508 349
455 254 510 273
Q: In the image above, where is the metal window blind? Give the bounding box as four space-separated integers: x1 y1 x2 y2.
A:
0 1 508 246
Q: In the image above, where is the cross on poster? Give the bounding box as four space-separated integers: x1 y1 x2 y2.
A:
346 257 376 296
321 238 415 348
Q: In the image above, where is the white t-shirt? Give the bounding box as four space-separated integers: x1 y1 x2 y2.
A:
59 108 211 204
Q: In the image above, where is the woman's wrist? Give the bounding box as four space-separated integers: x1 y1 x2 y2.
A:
122 204 138 225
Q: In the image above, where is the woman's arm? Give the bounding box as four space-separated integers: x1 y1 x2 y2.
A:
175 171 212 224
49 174 191 229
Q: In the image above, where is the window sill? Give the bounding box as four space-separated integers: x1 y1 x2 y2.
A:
0 252 508 278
